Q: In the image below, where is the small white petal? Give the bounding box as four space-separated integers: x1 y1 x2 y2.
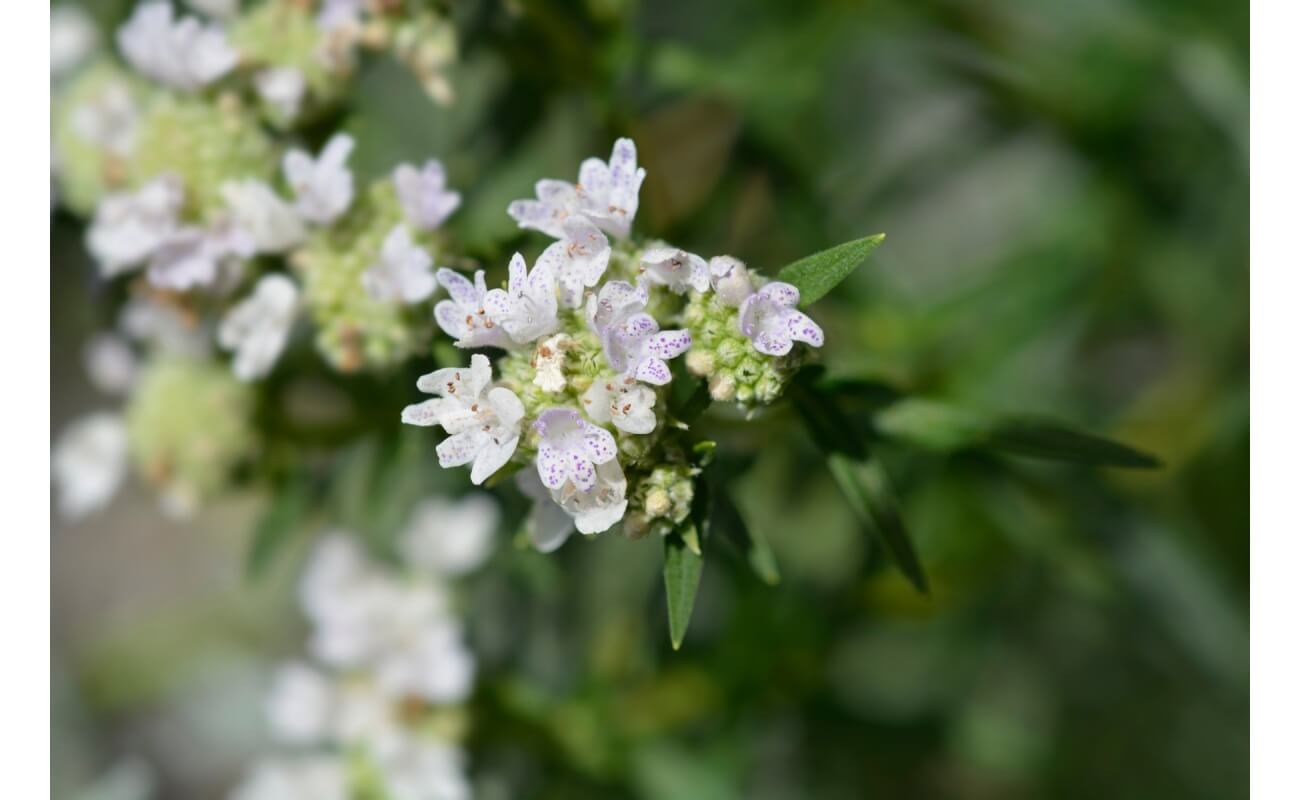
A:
284 134 355 225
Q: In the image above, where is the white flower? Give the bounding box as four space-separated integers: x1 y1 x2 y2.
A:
401 354 525 485
330 679 401 748
86 176 184 277
231 757 348 800
378 740 472 800
507 179 582 239
373 617 476 705
145 221 254 291
640 246 709 294
581 377 657 435
552 458 629 536
51 6 99 80
540 215 611 309
531 333 570 393
299 535 394 667
708 255 754 306
394 161 461 231
400 495 499 578
71 78 140 157
265 662 334 746
221 179 306 254
84 333 139 396
51 412 128 520
254 66 307 122
575 137 646 240
117 1 238 91
433 269 510 349
361 226 436 304
516 470 575 553
119 296 210 357
283 134 355 225
218 274 298 380
317 0 365 32
532 408 618 492
738 281 825 356
586 280 692 385
482 252 559 343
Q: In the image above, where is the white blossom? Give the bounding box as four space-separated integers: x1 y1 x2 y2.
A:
71 79 140 157
506 179 581 239
52 412 128 520
361 226 436 304
378 740 472 800
221 179 306 254
540 215 611 309
394 161 461 231
145 221 254 291
230 757 348 800
516 470 575 553
84 333 139 396
373 615 476 705
549 458 629 536
575 137 646 240
254 66 307 122
582 377 657 435
640 246 710 294
400 495 500 578
532 408 618 492
708 255 755 306
483 252 559 344
317 0 365 32
738 281 824 356
51 6 99 80
265 662 334 746
86 176 184 277
218 274 298 380
433 269 510 349
283 134 355 225
586 280 692 385
119 295 210 357
401 354 525 485
117 1 239 91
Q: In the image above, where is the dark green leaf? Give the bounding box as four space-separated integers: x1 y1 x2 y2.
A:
988 417 1161 468
245 479 310 581
663 524 705 650
710 487 779 585
776 233 885 306
828 454 928 594
789 369 868 459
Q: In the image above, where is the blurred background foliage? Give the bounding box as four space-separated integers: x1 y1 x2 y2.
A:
52 0 1247 797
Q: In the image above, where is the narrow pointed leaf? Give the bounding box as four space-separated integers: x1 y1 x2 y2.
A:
988 417 1160 468
776 233 885 306
663 524 705 650
828 453 928 594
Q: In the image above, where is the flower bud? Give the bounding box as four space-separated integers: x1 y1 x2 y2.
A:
686 348 715 377
709 255 755 307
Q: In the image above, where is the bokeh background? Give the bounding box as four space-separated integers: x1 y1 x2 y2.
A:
52 0 1248 797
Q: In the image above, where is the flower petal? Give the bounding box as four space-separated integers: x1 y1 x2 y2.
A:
633 358 672 385
436 429 483 468
470 434 518 485
579 421 618 464
784 310 824 348
537 443 568 490
646 329 692 360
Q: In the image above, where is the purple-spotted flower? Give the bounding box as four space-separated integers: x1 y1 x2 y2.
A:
394 161 461 231
482 252 559 344
433 269 510 349
507 179 581 239
640 246 710 294
401 354 524 485
575 138 645 240
532 408 618 493
738 281 824 356
540 215 611 308
581 378 657 435
586 281 692 385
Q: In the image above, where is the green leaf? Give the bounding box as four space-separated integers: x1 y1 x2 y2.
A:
663 524 705 650
245 479 310 580
828 454 929 594
776 233 885 306
988 416 1160 468
788 369 868 459
710 487 779 585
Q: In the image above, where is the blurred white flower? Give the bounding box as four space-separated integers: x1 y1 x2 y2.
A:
575 137 646 240
433 269 511 349
52 412 128 520
640 246 710 294
316 0 365 32
218 274 298 380
84 333 139 396
119 296 210 357
378 740 472 800
362 226 436 304
532 408 618 492
400 495 500 578
540 215 610 309
71 79 140 157
51 6 98 80
145 221 254 291
283 134 355 225
373 615 476 704
581 377 657 435
401 354 525 485
117 1 239 91
230 756 348 800
221 179 306 254
394 160 461 231
265 662 334 746
255 66 306 121
483 252 559 344
516 469 574 553
738 281 824 356
87 176 184 277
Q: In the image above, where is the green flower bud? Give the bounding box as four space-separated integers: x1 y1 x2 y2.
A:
52 61 151 215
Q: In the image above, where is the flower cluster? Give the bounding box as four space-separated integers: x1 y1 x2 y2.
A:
403 139 826 542
233 495 497 800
